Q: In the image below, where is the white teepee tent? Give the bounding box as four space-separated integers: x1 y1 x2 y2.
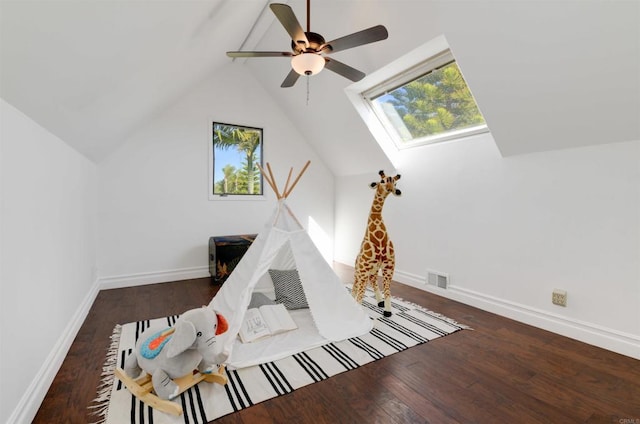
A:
210 162 373 369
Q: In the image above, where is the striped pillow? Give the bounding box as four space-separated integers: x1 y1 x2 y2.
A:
268 269 309 310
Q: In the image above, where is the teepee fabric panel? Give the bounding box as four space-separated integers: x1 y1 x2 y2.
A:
209 200 372 369
290 228 373 341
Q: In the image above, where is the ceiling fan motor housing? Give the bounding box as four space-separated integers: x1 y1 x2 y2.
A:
291 32 327 54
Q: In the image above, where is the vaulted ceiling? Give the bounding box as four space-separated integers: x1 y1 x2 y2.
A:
1 1 638 176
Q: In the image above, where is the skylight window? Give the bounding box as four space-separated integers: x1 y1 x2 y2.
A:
359 48 487 150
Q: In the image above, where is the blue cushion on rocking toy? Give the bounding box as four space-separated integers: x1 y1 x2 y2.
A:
140 328 173 359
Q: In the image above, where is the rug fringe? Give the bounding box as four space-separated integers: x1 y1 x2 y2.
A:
88 324 121 424
393 296 473 330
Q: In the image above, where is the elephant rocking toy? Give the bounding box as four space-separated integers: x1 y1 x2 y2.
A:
114 306 229 416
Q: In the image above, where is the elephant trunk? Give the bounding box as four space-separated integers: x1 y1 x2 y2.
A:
200 335 228 365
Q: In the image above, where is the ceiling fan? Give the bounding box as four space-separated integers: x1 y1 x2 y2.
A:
226 0 388 88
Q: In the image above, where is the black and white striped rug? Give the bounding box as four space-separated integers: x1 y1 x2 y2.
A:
91 289 467 424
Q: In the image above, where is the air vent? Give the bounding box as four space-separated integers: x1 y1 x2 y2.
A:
426 270 449 289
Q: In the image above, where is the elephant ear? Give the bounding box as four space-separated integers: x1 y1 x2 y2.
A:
215 313 228 335
165 320 196 358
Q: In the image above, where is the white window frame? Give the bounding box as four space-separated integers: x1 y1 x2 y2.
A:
345 35 488 164
208 121 266 201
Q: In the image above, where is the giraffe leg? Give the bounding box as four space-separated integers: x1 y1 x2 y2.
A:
380 276 392 317
353 262 373 304
379 273 393 317
366 260 386 309
354 242 376 304
352 272 366 303
356 272 370 303
374 284 384 306
352 253 364 302
369 266 384 306
351 270 360 300
380 248 395 317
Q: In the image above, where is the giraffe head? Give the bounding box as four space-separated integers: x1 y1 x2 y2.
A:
370 170 402 197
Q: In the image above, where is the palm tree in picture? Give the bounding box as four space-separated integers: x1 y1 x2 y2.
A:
222 164 236 193
213 123 262 195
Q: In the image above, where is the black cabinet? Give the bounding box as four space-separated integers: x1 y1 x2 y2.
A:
208 234 257 284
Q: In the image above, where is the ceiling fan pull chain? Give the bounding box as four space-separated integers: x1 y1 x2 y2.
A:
306 76 310 106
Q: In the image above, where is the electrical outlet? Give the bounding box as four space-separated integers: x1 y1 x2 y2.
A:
552 289 567 306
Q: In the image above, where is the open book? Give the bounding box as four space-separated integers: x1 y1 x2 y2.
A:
239 303 298 343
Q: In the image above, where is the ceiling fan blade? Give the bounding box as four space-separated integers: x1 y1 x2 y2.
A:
270 3 309 48
322 25 388 54
227 51 292 58
281 69 301 88
324 58 366 82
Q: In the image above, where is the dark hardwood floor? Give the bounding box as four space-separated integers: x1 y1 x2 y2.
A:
34 263 639 423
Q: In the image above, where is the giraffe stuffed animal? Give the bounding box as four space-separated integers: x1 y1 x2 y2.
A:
352 170 401 317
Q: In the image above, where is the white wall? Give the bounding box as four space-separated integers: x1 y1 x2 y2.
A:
97 64 335 286
335 134 640 359
0 99 98 423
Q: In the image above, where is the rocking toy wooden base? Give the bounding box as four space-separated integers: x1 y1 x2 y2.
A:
114 366 228 416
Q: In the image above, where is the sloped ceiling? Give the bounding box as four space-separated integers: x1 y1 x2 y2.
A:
0 0 268 161
1 1 638 176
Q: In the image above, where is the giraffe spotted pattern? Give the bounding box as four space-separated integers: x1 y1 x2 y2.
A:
352 170 401 317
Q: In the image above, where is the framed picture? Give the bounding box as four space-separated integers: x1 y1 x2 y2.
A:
209 122 263 200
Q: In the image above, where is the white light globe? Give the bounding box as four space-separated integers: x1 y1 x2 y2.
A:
291 53 325 76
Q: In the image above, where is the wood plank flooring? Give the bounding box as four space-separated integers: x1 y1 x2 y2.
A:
34 264 639 423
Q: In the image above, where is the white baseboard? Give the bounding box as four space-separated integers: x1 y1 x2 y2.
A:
391 268 640 360
99 266 210 290
8 266 210 423
7 266 210 424
7 279 101 424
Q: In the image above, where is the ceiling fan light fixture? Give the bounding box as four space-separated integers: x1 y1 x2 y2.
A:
291 53 325 76
228 3 388 87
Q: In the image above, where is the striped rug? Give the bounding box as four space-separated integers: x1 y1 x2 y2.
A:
91 288 467 424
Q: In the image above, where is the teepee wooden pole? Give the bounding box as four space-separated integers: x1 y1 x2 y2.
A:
282 167 294 198
266 162 282 199
258 161 310 199
283 202 303 228
257 163 278 196
284 160 310 198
